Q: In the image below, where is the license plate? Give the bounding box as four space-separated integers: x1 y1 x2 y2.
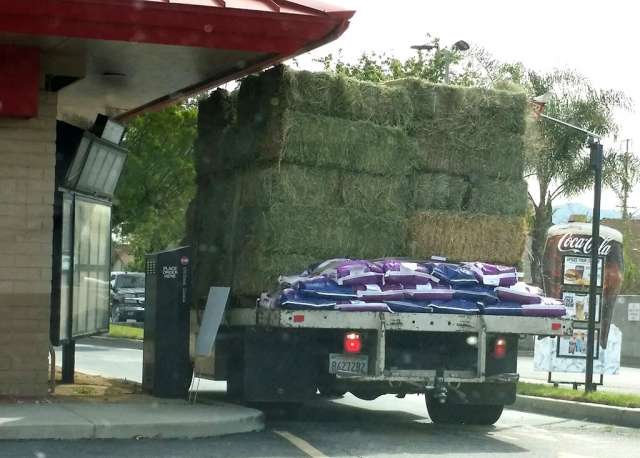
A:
128 312 135 316
329 354 368 375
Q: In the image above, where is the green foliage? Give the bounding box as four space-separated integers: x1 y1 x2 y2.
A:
517 382 640 408
114 103 198 266
316 45 470 85
604 149 640 219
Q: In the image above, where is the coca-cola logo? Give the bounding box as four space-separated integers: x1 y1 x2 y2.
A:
557 233 613 256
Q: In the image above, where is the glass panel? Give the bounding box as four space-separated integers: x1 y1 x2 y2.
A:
59 193 74 342
64 135 91 188
71 198 111 337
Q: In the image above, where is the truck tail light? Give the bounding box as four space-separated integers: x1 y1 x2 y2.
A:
344 332 362 354
493 337 507 359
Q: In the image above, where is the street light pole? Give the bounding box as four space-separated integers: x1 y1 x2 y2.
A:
539 113 603 393
585 138 603 392
410 39 468 85
443 49 451 84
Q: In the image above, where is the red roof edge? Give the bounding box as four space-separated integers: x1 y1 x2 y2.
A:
276 0 356 19
117 19 351 120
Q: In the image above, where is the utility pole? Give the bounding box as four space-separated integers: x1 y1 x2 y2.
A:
620 139 633 220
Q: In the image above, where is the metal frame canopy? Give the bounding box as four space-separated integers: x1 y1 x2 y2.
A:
0 0 355 118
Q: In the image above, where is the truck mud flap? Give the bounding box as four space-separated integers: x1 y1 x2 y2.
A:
243 328 318 402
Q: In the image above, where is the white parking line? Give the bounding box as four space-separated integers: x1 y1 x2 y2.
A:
511 430 558 442
273 430 329 458
558 452 598 458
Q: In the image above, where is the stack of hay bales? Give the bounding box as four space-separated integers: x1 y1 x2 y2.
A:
188 66 530 299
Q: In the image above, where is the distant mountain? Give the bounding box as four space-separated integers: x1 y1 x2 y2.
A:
552 203 622 224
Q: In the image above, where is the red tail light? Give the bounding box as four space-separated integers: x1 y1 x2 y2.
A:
344 332 362 354
494 337 507 359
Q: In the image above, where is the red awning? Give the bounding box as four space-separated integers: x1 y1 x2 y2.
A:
0 0 355 118
0 0 354 54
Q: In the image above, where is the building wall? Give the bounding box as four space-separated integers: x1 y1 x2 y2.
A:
0 91 57 396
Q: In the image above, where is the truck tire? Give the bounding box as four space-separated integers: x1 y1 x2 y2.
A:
426 399 503 425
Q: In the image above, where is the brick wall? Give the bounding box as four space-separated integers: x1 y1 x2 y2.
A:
0 91 56 396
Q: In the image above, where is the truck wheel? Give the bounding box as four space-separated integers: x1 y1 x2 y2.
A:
426 399 503 425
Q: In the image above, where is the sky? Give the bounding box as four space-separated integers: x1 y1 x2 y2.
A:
295 0 639 213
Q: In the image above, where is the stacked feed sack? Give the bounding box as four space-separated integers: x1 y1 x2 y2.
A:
187 65 531 299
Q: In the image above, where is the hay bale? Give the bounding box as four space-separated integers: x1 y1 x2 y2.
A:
411 173 468 211
213 111 420 174
231 250 319 296
239 165 342 209
469 178 529 216
414 123 526 179
196 89 235 177
236 65 414 128
238 165 410 214
407 211 527 266
339 172 410 215
247 203 407 260
385 78 529 135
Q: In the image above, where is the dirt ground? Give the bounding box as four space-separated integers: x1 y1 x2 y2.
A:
0 368 172 404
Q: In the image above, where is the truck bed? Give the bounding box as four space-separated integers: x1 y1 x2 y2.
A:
225 307 573 337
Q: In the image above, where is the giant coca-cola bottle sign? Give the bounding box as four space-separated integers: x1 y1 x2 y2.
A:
542 223 624 349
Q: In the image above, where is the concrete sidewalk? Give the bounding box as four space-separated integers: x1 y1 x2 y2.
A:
0 401 263 440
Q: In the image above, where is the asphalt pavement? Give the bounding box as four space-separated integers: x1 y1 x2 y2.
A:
3 396 640 457
17 337 636 457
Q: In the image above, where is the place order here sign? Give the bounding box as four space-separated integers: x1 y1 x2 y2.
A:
629 303 640 322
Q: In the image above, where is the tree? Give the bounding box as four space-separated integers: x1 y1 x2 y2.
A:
114 103 198 268
316 42 473 85
605 146 640 219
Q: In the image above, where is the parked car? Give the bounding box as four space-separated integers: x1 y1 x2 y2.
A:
110 272 146 322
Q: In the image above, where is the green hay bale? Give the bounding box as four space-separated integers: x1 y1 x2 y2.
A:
231 250 320 297
385 78 529 135
410 173 468 211
469 178 529 216
407 211 527 266
415 127 526 179
249 203 407 260
236 65 414 128
211 111 420 174
239 165 342 208
264 111 420 175
196 89 235 177
339 172 410 215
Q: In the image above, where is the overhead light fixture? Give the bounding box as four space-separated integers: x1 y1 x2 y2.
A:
64 133 128 199
91 114 126 145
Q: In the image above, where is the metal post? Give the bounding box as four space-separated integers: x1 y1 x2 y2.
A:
444 50 451 84
61 340 75 384
585 139 603 392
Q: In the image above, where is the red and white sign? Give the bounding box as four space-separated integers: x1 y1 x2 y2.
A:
181 256 189 266
531 92 552 121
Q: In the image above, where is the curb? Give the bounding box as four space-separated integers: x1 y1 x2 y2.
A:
0 403 264 441
86 336 143 350
508 395 640 428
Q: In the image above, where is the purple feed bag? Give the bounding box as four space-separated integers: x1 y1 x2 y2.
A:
378 260 436 285
304 258 353 276
466 262 518 287
355 284 404 301
429 299 481 315
279 289 337 310
385 300 433 313
335 300 392 312
495 283 543 305
453 285 499 304
296 277 358 300
481 301 523 316
429 264 478 287
403 282 454 301
320 260 384 286
521 298 567 317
